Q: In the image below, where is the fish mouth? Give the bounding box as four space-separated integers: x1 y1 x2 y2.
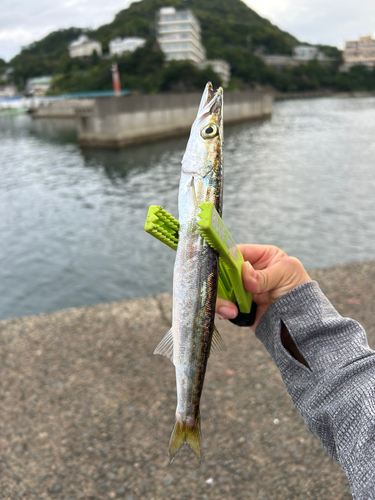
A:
198 82 223 121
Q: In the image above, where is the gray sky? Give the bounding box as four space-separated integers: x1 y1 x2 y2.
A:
0 0 374 61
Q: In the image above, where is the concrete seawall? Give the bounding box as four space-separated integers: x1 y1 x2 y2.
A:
30 99 95 118
1 259 374 498
76 90 273 148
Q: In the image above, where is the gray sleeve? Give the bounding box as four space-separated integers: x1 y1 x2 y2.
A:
255 281 375 500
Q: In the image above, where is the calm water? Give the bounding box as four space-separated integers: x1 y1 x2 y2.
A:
1 97 375 320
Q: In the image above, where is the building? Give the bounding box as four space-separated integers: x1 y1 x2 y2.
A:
260 55 300 69
69 35 102 58
293 45 319 61
0 85 17 98
342 36 375 69
26 76 53 96
198 59 231 87
262 45 334 69
156 7 206 64
109 37 146 56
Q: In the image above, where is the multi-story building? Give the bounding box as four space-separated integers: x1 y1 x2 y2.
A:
343 36 375 69
69 35 102 58
109 37 146 56
156 7 206 64
198 59 231 87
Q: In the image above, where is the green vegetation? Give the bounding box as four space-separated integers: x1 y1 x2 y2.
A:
10 28 83 88
0 58 7 73
4 0 375 94
93 0 297 56
0 58 8 84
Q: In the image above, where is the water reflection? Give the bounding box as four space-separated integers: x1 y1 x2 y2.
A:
0 114 78 144
81 135 189 182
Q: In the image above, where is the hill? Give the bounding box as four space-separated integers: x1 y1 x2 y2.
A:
6 0 375 93
92 0 298 55
9 0 299 91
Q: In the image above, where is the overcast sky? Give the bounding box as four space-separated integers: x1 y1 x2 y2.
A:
1 0 374 61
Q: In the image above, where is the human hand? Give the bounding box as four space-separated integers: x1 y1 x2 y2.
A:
216 244 312 331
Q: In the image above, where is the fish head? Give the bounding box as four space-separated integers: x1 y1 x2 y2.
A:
181 82 223 179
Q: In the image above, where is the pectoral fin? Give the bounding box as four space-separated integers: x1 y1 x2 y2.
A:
190 176 198 209
153 328 174 361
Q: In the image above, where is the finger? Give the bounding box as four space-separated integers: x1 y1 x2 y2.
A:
243 257 310 296
241 259 287 295
237 244 285 270
216 297 238 320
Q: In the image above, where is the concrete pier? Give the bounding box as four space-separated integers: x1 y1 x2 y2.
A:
30 99 94 118
76 90 273 148
1 259 374 498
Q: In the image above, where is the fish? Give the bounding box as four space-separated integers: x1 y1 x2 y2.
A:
154 83 226 461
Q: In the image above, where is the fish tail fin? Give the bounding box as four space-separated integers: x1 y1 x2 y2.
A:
169 413 202 462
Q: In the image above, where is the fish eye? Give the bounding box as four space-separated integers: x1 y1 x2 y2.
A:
201 123 218 139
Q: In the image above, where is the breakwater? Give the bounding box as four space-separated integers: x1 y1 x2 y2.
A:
76 90 273 148
29 98 94 118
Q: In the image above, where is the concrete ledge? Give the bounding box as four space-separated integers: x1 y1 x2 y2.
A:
2 260 374 498
77 91 274 149
78 113 273 148
30 99 94 119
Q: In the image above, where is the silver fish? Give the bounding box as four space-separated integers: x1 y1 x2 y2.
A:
154 83 226 461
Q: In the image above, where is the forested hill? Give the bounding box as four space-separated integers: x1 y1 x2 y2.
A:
6 0 374 93
8 0 300 86
93 0 298 55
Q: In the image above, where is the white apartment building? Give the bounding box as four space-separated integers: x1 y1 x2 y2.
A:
343 36 375 69
109 37 146 56
199 59 231 87
156 7 206 64
69 35 102 58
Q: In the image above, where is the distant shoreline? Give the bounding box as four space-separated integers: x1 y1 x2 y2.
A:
275 90 375 100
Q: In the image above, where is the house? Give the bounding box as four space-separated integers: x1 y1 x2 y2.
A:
293 45 319 61
69 35 102 58
26 76 53 96
109 37 146 56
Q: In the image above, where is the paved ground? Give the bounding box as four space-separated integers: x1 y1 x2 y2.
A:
1 260 375 500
